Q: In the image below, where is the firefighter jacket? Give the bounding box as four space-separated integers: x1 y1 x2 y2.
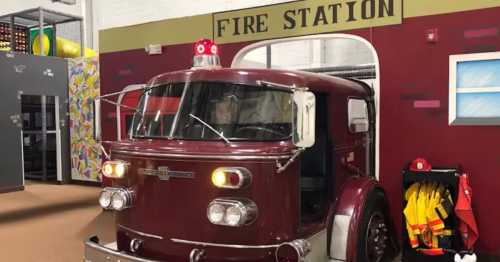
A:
404 181 454 251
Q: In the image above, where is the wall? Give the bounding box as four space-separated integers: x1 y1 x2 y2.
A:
0 0 83 17
98 1 500 256
93 0 293 30
0 0 97 49
92 0 293 51
372 8 500 254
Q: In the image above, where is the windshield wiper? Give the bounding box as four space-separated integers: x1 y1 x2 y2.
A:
188 113 231 144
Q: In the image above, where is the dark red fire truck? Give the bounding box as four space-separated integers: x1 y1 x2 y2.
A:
85 39 397 262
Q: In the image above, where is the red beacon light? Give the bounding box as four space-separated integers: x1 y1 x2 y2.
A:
192 38 221 68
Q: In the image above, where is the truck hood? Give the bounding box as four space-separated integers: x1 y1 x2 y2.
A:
110 139 295 159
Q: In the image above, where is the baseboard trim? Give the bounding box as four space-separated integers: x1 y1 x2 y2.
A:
70 180 101 187
0 185 24 193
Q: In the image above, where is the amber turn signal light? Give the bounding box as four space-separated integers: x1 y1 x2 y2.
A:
211 167 252 189
101 160 129 179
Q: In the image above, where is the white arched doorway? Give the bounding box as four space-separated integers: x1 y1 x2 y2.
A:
231 34 381 179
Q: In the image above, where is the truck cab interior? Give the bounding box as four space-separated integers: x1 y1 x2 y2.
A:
299 93 332 223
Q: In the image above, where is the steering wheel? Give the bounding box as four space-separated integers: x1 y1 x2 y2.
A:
235 126 286 137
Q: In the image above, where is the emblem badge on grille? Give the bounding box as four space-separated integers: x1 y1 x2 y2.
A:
138 166 195 180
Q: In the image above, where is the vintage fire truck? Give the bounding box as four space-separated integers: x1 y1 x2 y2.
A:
85 39 398 262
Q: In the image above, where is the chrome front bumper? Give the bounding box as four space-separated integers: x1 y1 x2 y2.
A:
84 236 158 262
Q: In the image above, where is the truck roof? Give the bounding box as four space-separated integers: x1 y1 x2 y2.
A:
147 68 371 97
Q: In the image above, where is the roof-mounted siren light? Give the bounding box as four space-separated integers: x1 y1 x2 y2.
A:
192 39 221 68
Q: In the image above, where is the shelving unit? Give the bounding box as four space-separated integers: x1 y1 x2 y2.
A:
0 7 83 56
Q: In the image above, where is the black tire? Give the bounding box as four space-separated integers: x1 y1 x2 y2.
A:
356 190 397 262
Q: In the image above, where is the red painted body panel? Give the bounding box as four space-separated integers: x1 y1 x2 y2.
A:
99 6 500 254
111 139 295 157
111 146 298 261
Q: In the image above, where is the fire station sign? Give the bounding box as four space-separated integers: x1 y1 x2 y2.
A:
213 0 402 44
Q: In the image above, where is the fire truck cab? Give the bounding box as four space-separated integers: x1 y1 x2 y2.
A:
85 39 396 262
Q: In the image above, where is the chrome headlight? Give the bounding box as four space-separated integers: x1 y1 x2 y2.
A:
99 187 134 211
207 198 257 227
98 190 113 209
207 203 225 224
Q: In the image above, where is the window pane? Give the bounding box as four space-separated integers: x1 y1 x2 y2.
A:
457 59 500 88
271 40 315 70
269 38 375 70
21 95 42 131
236 46 267 69
323 38 374 67
173 82 292 141
457 92 500 118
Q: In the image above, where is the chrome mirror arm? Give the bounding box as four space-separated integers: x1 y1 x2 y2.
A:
100 97 139 112
89 141 112 161
100 144 111 160
256 80 308 92
276 148 304 174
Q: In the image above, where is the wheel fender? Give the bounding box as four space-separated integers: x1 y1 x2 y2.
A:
327 176 384 262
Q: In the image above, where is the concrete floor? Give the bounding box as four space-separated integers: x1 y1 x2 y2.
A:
0 181 114 262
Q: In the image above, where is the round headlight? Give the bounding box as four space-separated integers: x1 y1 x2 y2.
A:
211 170 227 188
101 160 129 178
207 203 225 224
207 198 257 227
111 191 127 211
102 162 113 177
114 163 126 178
98 190 113 209
211 167 252 189
224 205 243 226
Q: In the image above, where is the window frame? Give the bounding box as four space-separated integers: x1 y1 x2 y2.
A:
449 51 500 126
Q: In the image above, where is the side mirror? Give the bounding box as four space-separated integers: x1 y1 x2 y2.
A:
93 98 102 142
292 90 316 148
348 99 369 133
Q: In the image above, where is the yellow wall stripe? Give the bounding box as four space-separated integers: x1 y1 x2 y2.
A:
99 0 500 53
404 0 500 18
99 14 213 54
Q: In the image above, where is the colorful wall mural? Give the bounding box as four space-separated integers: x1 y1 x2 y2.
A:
68 57 101 182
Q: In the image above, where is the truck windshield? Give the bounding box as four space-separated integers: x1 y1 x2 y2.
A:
130 81 292 141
